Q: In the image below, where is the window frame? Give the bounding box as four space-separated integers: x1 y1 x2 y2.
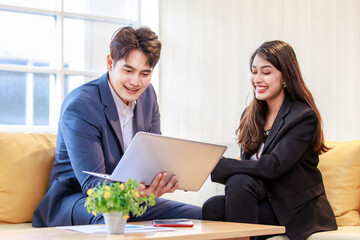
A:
0 1 143 132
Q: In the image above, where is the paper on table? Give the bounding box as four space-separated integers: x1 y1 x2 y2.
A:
56 224 175 234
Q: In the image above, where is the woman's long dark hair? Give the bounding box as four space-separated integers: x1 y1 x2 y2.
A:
236 40 329 155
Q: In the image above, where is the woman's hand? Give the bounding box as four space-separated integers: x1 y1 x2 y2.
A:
136 172 178 197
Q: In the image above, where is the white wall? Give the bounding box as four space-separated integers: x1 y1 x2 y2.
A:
158 0 360 206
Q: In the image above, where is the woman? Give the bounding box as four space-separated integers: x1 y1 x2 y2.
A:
202 40 337 240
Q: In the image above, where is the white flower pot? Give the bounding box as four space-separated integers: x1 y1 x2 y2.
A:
103 212 127 234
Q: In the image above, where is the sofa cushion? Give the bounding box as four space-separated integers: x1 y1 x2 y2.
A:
0 132 56 223
0 223 33 231
318 140 360 226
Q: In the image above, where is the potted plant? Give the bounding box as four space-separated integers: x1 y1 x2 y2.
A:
85 179 156 234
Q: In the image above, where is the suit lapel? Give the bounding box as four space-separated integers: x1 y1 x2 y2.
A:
104 106 125 152
134 89 154 133
134 99 145 132
98 73 125 152
263 96 292 153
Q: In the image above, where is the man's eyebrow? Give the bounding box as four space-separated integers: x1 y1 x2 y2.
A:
123 64 135 69
123 64 152 72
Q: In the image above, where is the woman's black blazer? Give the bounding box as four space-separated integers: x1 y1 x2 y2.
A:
212 96 337 240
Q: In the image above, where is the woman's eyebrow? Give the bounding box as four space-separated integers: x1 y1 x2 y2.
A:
251 65 272 69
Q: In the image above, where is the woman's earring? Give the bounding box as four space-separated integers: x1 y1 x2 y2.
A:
283 82 287 88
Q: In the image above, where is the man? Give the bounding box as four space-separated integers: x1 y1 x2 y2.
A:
32 26 201 227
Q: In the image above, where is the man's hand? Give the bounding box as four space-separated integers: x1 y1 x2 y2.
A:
136 172 178 197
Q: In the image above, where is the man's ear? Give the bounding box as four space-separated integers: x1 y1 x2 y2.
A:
107 54 113 71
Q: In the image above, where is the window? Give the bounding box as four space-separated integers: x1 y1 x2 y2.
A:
0 0 158 132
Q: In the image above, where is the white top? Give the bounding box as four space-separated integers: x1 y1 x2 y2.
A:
108 81 135 151
250 143 265 161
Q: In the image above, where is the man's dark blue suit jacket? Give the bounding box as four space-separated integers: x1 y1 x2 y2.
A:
32 72 161 227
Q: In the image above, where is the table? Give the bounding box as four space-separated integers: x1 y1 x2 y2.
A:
0 220 285 240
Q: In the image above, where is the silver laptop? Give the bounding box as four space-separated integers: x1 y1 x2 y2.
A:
83 132 227 191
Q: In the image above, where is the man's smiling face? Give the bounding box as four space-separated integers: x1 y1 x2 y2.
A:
107 49 153 105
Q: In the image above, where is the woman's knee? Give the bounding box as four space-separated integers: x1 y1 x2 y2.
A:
225 174 265 199
202 195 225 221
226 173 256 185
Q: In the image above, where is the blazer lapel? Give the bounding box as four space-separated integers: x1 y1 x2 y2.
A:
134 100 146 133
104 106 125 152
98 73 125 152
134 90 154 133
263 96 292 153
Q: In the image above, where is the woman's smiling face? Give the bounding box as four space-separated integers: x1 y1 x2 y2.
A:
251 54 285 105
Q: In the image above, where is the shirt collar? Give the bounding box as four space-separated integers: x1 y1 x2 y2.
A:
107 80 136 114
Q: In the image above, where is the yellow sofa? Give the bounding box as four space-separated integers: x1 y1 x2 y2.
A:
268 140 360 240
0 132 56 229
0 132 359 240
